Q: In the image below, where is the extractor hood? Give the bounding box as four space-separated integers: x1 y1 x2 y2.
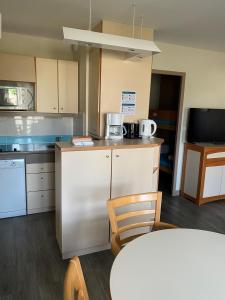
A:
63 27 161 56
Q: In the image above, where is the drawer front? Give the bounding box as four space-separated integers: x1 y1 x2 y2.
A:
26 162 55 174
27 190 55 213
207 152 225 159
27 172 55 192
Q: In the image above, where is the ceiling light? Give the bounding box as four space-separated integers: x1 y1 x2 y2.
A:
63 27 161 56
62 1 161 57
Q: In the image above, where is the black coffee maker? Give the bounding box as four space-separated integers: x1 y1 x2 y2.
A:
123 122 140 139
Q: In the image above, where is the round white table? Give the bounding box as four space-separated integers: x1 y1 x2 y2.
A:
110 229 225 300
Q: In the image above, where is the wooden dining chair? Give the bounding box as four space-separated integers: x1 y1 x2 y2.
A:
64 256 89 300
107 192 177 256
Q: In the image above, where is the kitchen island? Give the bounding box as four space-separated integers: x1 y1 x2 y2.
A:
55 137 163 259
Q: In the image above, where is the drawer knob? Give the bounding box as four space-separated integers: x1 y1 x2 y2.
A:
41 177 44 180
41 195 44 198
116 154 120 158
106 155 109 158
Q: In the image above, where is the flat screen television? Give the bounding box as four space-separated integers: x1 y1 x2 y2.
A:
187 108 225 144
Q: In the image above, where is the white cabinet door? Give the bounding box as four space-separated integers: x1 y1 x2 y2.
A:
220 165 225 195
203 166 222 198
61 150 111 256
36 58 58 113
111 148 154 198
58 60 78 113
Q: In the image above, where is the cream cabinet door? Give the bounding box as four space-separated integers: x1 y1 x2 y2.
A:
203 166 222 198
36 58 58 113
61 150 111 256
111 148 154 198
58 60 78 113
0 53 36 82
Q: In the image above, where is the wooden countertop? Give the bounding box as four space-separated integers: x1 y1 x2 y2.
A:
56 137 164 152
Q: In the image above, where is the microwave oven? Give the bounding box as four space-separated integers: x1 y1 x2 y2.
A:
0 81 35 111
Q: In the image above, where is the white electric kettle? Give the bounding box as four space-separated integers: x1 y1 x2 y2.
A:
139 119 157 138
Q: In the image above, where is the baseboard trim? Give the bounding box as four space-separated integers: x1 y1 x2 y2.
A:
62 243 111 259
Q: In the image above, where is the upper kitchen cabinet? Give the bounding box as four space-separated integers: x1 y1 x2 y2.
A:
36 58 58 113
58 60 78 113
36 58 78 114
0 53 36 82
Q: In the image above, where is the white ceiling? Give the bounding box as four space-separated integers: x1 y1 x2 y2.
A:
1 0 225 52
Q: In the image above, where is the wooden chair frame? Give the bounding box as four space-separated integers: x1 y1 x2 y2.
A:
107 192 177 255
64 256 89 300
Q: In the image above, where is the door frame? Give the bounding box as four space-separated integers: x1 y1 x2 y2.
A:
151 69 186 196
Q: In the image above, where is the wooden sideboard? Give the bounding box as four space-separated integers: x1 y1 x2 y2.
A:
182 143 225 205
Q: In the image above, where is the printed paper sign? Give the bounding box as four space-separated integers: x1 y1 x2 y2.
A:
121 91 136 115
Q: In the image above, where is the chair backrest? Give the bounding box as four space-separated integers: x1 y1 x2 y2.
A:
107 192 162 246
64 256 89 300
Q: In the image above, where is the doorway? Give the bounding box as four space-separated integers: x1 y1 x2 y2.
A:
149 70 185 195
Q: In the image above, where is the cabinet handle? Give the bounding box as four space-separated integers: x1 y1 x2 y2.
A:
61 107 64 111
41 177 44 180
106 155 110 158
41 194 44 198
116 154 120 158
53 107 56 110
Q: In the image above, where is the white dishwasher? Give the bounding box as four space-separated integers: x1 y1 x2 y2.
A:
0 159 26 218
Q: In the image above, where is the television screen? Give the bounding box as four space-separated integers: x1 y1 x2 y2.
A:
187 108 225 144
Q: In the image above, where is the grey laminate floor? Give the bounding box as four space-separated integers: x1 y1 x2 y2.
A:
1 188 225 300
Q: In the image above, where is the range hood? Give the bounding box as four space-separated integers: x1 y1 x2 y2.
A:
63 27 161 56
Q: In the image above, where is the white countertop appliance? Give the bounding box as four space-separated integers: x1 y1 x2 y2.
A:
105 113 127 140
0 159 26 218
139 119 157 138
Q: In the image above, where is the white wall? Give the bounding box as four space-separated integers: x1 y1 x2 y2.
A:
152 41 225 191
0 32 74 59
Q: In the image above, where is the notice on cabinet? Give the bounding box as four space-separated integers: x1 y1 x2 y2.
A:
121 91 136 115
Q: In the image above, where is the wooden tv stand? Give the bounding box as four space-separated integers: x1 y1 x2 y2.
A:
181 143 225 205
